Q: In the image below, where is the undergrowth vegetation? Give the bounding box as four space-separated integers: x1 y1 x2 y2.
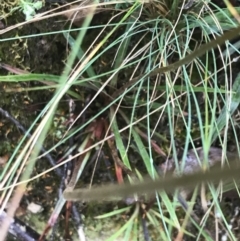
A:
1 0 240 240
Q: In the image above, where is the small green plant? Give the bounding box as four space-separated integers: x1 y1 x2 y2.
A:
13 0 43 20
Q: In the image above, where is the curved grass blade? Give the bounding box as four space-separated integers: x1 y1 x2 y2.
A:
211 72 240 143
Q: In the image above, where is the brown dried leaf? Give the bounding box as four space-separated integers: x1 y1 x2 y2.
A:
62 1 105 26
0 154 8 166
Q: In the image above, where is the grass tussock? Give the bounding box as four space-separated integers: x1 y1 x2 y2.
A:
1 0 240 240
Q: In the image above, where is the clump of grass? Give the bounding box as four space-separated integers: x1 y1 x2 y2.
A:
1 0 240 240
